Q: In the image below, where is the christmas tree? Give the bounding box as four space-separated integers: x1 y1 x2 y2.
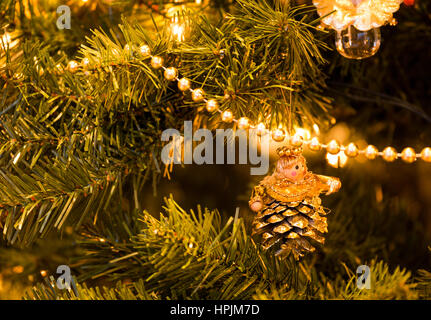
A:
1 0 431 300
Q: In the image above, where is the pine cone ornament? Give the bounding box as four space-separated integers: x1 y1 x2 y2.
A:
249 146 341 260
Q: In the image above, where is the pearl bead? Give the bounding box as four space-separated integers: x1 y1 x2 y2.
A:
206 99 218 112
382 147 397 162
290 134 303 147
139 45 151 56
344 143 359 157
151 56 164 69
327 140 340 155
256 123 266 136
309 137 322 151
178 78 191 91
164 67 177 81
192 88 205 102
401 147 416 163
364 145 378 160
221 110 233 123
238 117 250 130
67 60 79 72
421 147 431 162
272 128 286 142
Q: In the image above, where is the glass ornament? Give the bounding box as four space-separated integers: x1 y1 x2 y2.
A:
335 25 381 59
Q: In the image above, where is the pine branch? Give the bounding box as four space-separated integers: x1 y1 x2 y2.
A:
68 197 318 299
24 197 426 300
0 1 336 247
24 278 159 300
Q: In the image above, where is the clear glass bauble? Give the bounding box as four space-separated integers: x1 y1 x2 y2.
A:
335 25 381 60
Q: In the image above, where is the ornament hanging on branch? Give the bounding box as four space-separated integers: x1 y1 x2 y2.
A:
249 146 341 260
313 0 404 59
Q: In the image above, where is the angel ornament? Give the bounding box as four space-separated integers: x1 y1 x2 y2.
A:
249 146 341 259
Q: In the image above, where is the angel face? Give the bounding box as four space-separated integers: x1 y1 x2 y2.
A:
276 155 307 182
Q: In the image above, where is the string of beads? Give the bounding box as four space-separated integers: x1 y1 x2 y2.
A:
25 43 431 164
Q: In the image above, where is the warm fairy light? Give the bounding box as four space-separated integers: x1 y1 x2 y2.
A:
326 151 348 168
40 270 48 277
168 11 188 42
99 238 106 242
326 153 337 167
313 124 320 135
195 0 202 3
171 23 185 42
